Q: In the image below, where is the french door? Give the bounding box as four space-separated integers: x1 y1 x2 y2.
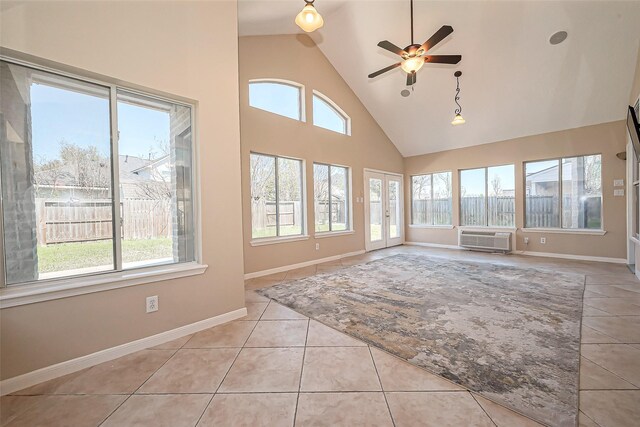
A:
364 170 403 251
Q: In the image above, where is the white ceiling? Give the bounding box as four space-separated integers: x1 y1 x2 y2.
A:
239 0 640 157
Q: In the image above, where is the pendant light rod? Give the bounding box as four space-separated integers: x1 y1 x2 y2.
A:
410 0 414 45
454 70 462 115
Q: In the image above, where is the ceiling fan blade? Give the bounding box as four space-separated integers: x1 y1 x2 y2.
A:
418 25 453 54
377 40 408 57
368 62 402 78
424 55 462 64
406 71 416 86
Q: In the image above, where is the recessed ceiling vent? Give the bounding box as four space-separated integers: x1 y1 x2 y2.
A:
549 31 568 45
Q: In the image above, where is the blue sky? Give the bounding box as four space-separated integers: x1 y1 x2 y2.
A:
31 83 170 163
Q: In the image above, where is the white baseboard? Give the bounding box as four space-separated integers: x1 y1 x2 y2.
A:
518 250 627 264
0 307 247 396
404 241 461 250
244 250 366 280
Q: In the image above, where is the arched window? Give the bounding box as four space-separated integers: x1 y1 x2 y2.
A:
248 79 304 121
312 90 350 135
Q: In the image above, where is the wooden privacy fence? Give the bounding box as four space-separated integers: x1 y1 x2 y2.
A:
35 198 172 245
251 200 302 229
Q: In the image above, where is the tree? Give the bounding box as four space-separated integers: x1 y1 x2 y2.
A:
491 176 503 196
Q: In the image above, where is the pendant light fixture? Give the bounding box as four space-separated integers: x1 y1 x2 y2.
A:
295 0 324 33
451 70 466 125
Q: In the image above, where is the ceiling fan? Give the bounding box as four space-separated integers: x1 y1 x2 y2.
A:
368 0 462 86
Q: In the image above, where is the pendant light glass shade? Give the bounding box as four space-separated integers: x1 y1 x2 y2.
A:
295 3 324 32
401 56 425 73
451 113 466 125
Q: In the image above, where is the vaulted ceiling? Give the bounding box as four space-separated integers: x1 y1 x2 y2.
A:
238 0 640 157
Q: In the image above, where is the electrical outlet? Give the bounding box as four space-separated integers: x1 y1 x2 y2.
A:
524 237 529 244
146 296 158 313
540 237 546 244
315 243 320 250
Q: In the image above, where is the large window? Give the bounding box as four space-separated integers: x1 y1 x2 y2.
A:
314 163 350 233
312 91 350 135
250 153 304 239
249 80 303 121
525 155 602 229
411 172 452 225
460 165 515 227
0 60 196 286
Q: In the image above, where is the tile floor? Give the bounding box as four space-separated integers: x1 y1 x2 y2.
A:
3 246 640 426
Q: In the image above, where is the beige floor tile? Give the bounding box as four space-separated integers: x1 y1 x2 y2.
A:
473 394 544 426
581 325 621 344
580 390 640 427
585 285 640 299
585 274 639 285
295 392 394 427
245 273 286 290
583 290 603 299
5 395 126 427
386 391 494 427
0 395 43 425
9 368 91 396
150 334 193 350
137 348 239 393
244 302 269 320
283 265 317 280
582 305 612 317
197 393 297 427
102 394 211 427
218 347 304 392
300 346 381 392
581 344 640 387
578 411 600 427
261 301 308 320
370 347 462 391
245 289 270 303
582 316 640 343
611 283 640 294
245 320 308 347
54 350 174 394
184 320 257 348
316 260 345 273
306 320 367 347
580 357 636 390
584 298 640 315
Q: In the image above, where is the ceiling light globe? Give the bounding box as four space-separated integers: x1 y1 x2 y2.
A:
401 56 425 73
295 4 324 32
451 113 466 126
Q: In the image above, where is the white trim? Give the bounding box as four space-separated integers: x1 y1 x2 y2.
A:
248 78 306 122
244 249 365 279
458 226 517 232
312 89 351 136
250 235 310 247
314 230 355 239
519 250 626 264
0 263 208 309
363 168 403 177
405 241 461 250
521 228 606 236
0 307 247 396
409 224 455 229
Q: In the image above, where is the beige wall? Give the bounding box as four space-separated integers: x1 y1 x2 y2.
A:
0 1 244 380
631 42 640 105
239 35 403 274
404 121 628 259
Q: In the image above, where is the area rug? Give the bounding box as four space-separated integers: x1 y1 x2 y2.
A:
258 254 584 427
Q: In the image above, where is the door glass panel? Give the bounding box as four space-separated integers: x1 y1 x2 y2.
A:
389 180 400 238
369 178 383 242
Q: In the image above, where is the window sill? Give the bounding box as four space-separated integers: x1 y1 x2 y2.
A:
459 226 517 231
314 230 355 239
409 224 455 229
521 228 606 236
250 235 310 246
0 262 208 309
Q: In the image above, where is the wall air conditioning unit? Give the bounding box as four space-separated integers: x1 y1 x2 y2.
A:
459 230 512 253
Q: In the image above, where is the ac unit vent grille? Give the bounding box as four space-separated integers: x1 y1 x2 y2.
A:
459 231 511 252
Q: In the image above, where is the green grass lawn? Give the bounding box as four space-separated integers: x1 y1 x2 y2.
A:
37 238 173 273
252 225 302 239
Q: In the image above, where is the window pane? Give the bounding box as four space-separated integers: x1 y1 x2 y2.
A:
313 94 347 134
389 180 401 238
249 82 301 120
117 91 194 269
487 165 515 227
277 157 303 236
331 166 349 231
250 154 276 238
314 164 330 232
1 61 114 285
411 175 432 225
562 155 602 229
525 160 560 228
460 168 486 226
369 178 383 242
432 172 452 225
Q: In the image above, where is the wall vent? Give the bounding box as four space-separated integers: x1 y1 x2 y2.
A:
459 230 512 253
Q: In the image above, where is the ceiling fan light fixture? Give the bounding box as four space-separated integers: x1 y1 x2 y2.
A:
401 56 425 73
295 1 324 33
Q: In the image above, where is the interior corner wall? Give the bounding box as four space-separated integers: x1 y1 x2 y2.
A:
239 35 403 275
404 121 628 260
630 42 640 105
0 0 244 380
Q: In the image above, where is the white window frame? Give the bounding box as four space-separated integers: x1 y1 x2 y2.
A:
523 154 603 232
0 54 205 308
410 172 453 227
312 90 351 136
313 162 353 236
459 164 516 228
249 152 308 246
248 78 306 122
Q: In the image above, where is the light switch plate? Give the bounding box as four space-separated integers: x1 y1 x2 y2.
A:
614 189 625 197
614 179 624 187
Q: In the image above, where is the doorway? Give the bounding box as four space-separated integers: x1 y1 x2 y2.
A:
364 170 403 251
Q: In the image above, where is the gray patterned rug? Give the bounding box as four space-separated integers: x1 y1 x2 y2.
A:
258 254 584 427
